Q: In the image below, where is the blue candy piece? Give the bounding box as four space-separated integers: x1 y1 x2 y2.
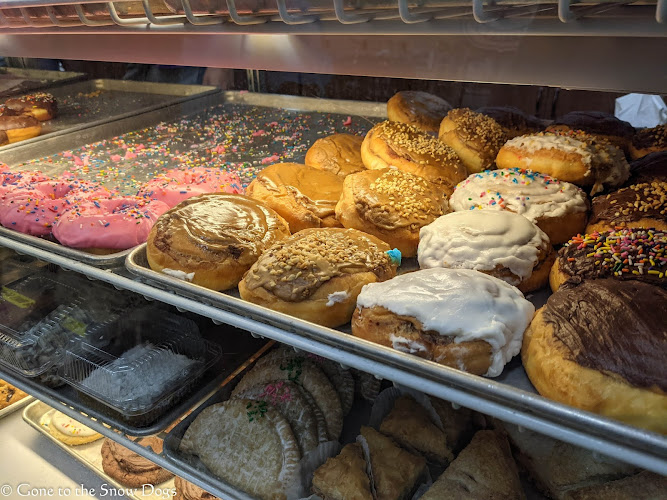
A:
386 248 402 266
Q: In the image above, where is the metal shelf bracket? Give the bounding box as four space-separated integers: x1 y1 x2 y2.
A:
658 0 666 23
558 0 576 22
333 0 372 24
74 4 113 26
472 0 500 23
107 2 151 25
276 0 318 24
181 0 225 26
398 0 432 23
141 0 186 25
226 0 268 25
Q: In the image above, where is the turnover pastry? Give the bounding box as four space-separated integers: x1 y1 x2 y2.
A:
353 268 535 377
305 133 366 177
449 168 589 244
359 426 427 500
522 279 667 433
47 410 102 446
379 394 454 465
101 437 174 488
565 471 667 500
238 228 398 328
421 430 524 500
585 181 667 233
438 108 507 173
549 228 667 291
231 355 344 440
312 443 373 500
336 168 448 257
245 163 344 233
386 91 452 134
179 399 300 500
361 120 467 195
418 211 554 293
496 131 630 195
146 193 290 291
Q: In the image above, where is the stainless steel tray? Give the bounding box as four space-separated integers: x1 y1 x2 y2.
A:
0 319 270 436
22 400 175 500
0 67 86 99
0 394 33 419
127 243 667 475
0 79 220 153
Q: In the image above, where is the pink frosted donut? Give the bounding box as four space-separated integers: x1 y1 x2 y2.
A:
0 178 111 236
53 197 170 251
0 170 48 198
137 167 243 208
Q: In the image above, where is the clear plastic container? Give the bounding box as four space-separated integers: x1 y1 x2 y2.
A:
62 307 222 425
0 274 83 378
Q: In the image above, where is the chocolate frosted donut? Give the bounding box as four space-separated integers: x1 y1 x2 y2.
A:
361 120 467 195
522 279 667 433
387 91 452 133
0 114 41 143
630 124 667 160
239 228 398 327
586 181 667 233
547 111 635 154
626 151 667 185
476 106 544 138
147 193 291 291
550 228 667 291
5 92 58 121
0 131 7 146
439 108 507 173
305 133 365 177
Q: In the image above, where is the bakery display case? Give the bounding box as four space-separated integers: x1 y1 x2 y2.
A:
0 1 666 498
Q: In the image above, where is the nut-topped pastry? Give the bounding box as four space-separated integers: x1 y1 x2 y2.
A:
336 168 449 257
387 91 452 133
546 110 635 154
630 124 667 160
5 92 58 121
146 193 290 291
245 163 344 233
305 133 366 177
239 228 399 328
586 181 667 233
438 108 507 173
550 228 667 291
361 120 467 195
477 106 544 138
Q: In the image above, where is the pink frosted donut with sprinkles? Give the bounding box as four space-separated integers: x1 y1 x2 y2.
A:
0 178 111 236
53 196 170 252
449 168 589 244
0 170 48 197
137 166 243 208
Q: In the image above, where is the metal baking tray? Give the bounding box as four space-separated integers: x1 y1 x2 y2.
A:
126 243 667 476
22 400 175 500
0 79 219 153
0 320 270 436
0 393 33 419
0 67 86 99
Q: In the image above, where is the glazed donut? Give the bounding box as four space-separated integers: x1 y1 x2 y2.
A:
449 169 589 245
586 181 667 234
626 151 667 185
352 268 535 377
0 114 41 143
387 91 452 134
305 133 366 177
361 120 467 195
0 178 110 236
549 228 667 292
245 163 344 233
418 211 554 293
335 168 448 257
438 108 507 173
5 92 58 121
147 193 290 291
522 279 667 434
476 106 544 138
629 124 667 160
496 131 629 195
137 166 242 208
546 111 635 154
238 228 399 328
53 197 170 253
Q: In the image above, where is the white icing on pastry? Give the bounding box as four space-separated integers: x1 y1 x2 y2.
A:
356 268 534 376
449 168 588 221
162 268 195 282
418 211 549 284
504 133 593 165
326 291 349 307
50 411 98 437
389 334 427 354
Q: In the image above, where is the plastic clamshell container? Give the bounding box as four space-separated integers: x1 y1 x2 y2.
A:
62 307 222 425
0 274 83 377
